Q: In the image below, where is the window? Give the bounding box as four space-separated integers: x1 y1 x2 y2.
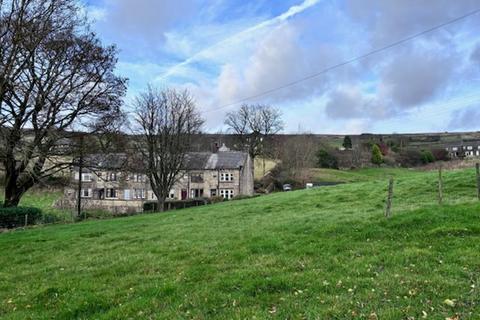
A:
107 172 117 182
220 172 234 182
467 146 473 150
134 174 145 182
134 189 146 199
220 189 234 199
190 189 204 198
210 189 217 197
81 189 92 198
105 188 117 199
191 173 204 183
169 189 175 199
81 173 92 182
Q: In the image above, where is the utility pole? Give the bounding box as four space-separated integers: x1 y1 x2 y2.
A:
76 134 84 218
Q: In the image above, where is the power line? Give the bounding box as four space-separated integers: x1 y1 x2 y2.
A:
203 7 480 114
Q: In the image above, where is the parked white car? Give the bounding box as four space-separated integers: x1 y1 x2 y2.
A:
283 184 292 191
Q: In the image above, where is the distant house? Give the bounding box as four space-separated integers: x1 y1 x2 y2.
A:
445 141 480 158
61 144 254 213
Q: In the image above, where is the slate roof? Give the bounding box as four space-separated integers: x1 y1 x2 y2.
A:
80 151 248 171
184 151 248 170
82 153 129 170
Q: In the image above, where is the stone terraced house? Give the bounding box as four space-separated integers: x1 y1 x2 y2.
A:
445 140 480 158
61 145 254 213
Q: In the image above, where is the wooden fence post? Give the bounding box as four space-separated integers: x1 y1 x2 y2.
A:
438 165 443 205
476 163 480 200
385 177 394 218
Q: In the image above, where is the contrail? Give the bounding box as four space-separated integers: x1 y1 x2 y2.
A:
157 0 321 81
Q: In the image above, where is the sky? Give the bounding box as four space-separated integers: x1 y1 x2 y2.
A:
84 0 480 134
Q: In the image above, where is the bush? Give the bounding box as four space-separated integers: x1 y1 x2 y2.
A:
378 143 389 156
209 196 225 204
41 213 63 224
397 149 423 167
371 144 383 165
342 136 352 149
432 148 450 161
316 149 339 169
143 199 209 212
0 207 42 228
421 150 435 164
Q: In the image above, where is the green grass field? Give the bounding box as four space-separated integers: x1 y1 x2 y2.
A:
0 188 72 223
254 158 278 179
1 167 480 319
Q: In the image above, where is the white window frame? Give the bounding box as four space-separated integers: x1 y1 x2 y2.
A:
81 173 92 182
190 189 204 198
220 172 234 182
81 188 92 198
220 189 234 199
134 174 145 182
134 189 146 199
105 188 118 199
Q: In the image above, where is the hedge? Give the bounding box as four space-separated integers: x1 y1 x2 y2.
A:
0 207 42 229
144 199 209 212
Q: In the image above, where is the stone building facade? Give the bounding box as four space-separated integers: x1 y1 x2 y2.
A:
61 145 254 213
445 141 480 158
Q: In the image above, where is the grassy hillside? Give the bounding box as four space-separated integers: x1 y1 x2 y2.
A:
1 168 480 319
254 158 278 179
0 188 71 222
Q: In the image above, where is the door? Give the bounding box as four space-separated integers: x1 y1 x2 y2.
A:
181 189 187 200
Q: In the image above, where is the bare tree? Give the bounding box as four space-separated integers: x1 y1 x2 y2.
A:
279 134 317 183
133 87 203 212
224 104 283 162
0 0 127 207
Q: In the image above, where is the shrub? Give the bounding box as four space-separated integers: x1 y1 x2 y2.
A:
342 136 352 149
316 149 338 169
41 213 63 224
378 143 389 156
143 199 209 212
421 150 435 164
397 149 423 167
210 196 225 204
0 207 42 228
371 144 383 165
432 148 450 161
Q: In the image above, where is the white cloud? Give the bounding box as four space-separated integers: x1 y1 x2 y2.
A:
88 0 480 133
159 0 322 80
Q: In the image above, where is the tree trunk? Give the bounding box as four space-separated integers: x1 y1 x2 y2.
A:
263 158 266 176
3 191 22 207
157 198 165 212
3 164 25 207
3 178 28 208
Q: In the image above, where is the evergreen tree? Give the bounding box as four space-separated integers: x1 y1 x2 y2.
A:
342 135 352 149
371 144 383 165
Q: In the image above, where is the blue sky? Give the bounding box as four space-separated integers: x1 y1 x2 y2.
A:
84 0 480 134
